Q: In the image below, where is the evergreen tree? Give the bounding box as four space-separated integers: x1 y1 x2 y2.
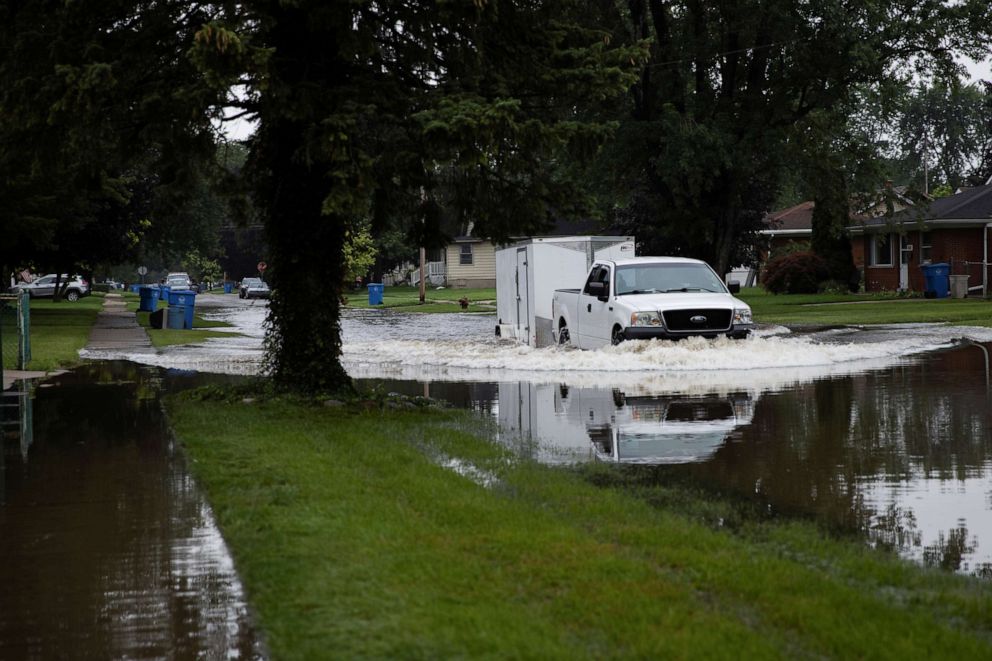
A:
193 1 645 393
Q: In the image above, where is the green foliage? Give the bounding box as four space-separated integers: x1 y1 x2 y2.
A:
762 252 830 294
180 251 223 284
341 224 377 286
190 0 647 393
595 0 992 275
896 82 992 190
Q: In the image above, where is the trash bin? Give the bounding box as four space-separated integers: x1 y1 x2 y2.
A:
167 305 186 330
367 283 384 305
168 290 196 329
920 262 950 298
223 282 233 294
138 286 158 312
130 283 142 294
949 274 970 299
159 285 171 301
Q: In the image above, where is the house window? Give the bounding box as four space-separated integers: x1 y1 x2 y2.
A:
869 234 893 266
459 244 473 265
920 232 932 263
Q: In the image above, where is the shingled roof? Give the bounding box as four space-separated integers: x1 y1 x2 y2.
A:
763 201 814 232
856 184 992 227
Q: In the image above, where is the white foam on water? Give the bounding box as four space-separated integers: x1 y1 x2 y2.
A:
341 325 992 395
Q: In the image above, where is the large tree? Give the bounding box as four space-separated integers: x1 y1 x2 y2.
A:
193 1 645 393
895 81 992 191
0 1 228 287
598 0 992 276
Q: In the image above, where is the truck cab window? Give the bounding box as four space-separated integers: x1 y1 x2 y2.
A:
583 266 610 296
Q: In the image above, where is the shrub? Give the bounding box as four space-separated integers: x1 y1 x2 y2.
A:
762 251 830 294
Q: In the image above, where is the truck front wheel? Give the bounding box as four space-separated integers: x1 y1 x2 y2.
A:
611 325 625 346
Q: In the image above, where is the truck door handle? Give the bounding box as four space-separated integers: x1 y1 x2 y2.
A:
587 303 592 313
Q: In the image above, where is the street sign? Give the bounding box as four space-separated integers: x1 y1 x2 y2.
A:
137 266 148 275
257 261 267 273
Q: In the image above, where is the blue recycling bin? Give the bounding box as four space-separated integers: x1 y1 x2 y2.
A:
130 283 142 294
224 282 233 294
168 290 196 329
158 285 171 301
166 305 186 329
920 262 950 298
138 286 158 312
367 283 384 305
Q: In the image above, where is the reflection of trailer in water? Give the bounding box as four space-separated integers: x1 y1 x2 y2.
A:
497 382 755 465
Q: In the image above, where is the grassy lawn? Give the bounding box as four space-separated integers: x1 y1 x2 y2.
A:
126 297 242 348
4 293 106 371
168 395 992 659
345 285 496 312
340 284 992 327
740 288 992 327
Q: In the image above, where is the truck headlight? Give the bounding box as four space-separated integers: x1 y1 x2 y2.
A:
733 308 752 325
631 311 663 327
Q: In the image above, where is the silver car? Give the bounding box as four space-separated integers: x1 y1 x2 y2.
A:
12 274 90 302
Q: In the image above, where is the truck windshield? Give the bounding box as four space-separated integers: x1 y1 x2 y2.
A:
614 263 726 295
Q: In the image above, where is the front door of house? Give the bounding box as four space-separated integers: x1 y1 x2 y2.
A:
899 235 912 290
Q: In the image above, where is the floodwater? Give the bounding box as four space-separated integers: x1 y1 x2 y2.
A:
0 362 264 659
76 297 992 577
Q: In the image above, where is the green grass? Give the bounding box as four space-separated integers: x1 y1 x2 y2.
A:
168 396 992 659
11 294 106 371
345 285 496 312
129 299 242 348
740 288 992 327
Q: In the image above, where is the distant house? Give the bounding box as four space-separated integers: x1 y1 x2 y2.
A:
849 183 992 294
445 232 497 288
442 218 612 289
761 201 815 257
761 188 922 260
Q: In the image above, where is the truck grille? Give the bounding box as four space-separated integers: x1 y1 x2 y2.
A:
663 309 732 332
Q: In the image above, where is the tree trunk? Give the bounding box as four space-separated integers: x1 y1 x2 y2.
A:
256 4 352 395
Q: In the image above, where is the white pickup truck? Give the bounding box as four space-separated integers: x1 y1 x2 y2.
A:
551 257 753 349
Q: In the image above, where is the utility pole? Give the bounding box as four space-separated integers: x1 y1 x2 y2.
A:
419 247 426 304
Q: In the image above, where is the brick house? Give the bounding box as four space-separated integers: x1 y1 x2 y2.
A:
849 183 992 294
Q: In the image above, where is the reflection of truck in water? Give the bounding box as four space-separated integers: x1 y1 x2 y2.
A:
497 382 755 465
586 394 754 464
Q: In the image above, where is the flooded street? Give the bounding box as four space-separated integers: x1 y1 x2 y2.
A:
8 292 987 633
0 363 264 659
76 296 992 575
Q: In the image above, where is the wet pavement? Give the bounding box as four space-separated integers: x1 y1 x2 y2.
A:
0 363 264 659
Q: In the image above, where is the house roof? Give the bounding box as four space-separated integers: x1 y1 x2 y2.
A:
763 201 814 233
452 216 611 242
856 184 992 228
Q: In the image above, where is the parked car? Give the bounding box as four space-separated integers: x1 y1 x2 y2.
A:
244 279 270 300
239 277 261 298
165 272 192 289
12 274 90 302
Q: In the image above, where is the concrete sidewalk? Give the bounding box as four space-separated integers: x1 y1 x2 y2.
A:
85 294 154 353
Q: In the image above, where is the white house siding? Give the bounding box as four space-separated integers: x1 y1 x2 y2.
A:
445 242 497 287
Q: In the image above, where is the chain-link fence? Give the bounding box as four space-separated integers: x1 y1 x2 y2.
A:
1 293 30 373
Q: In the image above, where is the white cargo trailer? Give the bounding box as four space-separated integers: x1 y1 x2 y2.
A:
495 236 635 347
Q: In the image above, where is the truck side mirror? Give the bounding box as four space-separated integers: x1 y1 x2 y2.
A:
587 281 605 298
728 281 741 293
